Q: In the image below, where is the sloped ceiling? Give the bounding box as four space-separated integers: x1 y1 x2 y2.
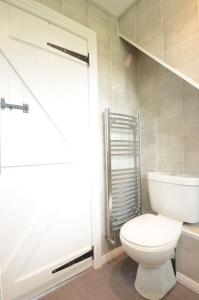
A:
92 0 137 17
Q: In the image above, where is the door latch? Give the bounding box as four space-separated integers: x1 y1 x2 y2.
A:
1 98 29 113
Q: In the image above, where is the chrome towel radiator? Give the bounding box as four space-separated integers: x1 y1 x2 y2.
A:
104 109 141 245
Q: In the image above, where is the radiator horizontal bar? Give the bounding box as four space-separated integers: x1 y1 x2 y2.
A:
112 184 138 192
113 200 137 212
110 112 137 119
112 194 137 203
113 207 136 218
111 146 138 150
111 148 138 153
112 212 138 225
111 152 135 156
112 178 139 184
112 176 139 182
111 140 135 144
111 120 135 127
112 216 138 230
112 190 137 199
112 171 139 176
112 174 138 179
111 123 134 127
112 181 139 190
111 168 138 174
111 145 135 149
112 188 138 196
112 173 139 179
111 116 134 121
110 125 134 130
113 203 137 214
112 211 139 224
113 202 137 211
112 190 137 198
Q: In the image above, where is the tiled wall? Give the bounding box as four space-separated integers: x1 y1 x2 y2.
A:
139 51 199 211
177 235 199 283
139 50 199 284
35 0 139 254
119 0 199 86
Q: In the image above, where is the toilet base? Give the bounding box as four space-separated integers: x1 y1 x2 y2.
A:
134 260 176 300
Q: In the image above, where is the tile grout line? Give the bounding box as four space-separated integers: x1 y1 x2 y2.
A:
181 80 185 174
154 62 158 172
159 0 164 60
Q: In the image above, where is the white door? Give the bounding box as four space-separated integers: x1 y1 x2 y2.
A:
0 2 92 299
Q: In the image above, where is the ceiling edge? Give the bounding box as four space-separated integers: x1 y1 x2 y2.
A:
88 0 118 20
118 0 139 20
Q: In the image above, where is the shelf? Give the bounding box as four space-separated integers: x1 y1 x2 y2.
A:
182 223 199 240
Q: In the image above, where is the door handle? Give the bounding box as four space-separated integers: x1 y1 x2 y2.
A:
1 98 29 113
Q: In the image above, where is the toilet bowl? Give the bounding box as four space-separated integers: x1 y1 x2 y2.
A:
120 172 199 300
120 214 182 300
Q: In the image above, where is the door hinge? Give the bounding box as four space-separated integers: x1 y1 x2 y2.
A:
47 42 89 65
52 249 94 274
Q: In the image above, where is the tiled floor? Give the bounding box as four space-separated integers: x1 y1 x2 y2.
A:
41 254 198 300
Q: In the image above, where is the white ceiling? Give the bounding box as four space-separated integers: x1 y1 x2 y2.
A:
93 0 137 17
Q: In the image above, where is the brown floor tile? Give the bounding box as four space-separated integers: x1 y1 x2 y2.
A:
41 255 198 300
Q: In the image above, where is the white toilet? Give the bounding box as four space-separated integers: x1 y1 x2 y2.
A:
120 172 199 300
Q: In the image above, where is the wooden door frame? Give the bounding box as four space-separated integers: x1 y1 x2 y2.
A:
2 0 102 270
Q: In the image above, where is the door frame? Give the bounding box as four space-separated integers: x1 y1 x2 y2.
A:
2 0 102 269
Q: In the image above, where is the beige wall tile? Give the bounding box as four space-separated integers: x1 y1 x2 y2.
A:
139 54 157 130
162 0 199 52
177 235 199 282
129 47 139 94
36 0 62 12
89 4 110 50
155 61 170 78
140 95 157 130
128 93 139 115
97 48 112 94
141 129 156 170
98 92 112 134
136 0 163 58
164 37 199 84
111 21 132 94
112 91 139 116
157 117 183 160
140 170 154 213
64 0 88 16
183 82 199 126
98 92 112 112
139 53 156 86
63 0 88 26
156 72 182 119
111 58 129 93
157 159 183 173
119 5 136 41
184 125 199 175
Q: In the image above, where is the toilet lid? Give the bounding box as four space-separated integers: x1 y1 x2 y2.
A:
120 214 182 247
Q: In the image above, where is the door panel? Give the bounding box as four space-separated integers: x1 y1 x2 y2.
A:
0 2 91 299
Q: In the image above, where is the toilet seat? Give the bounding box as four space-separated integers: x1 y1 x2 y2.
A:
121 235 178 253
120 214 182 248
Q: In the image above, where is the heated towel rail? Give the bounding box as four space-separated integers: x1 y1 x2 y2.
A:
104 109 141 245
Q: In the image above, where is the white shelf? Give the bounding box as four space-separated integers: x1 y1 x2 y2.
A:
182 223 199 240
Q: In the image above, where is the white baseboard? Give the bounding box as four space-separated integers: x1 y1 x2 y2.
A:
102 247 124 265
177 272 199 294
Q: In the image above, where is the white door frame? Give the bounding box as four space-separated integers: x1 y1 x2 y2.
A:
2 0 102 269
